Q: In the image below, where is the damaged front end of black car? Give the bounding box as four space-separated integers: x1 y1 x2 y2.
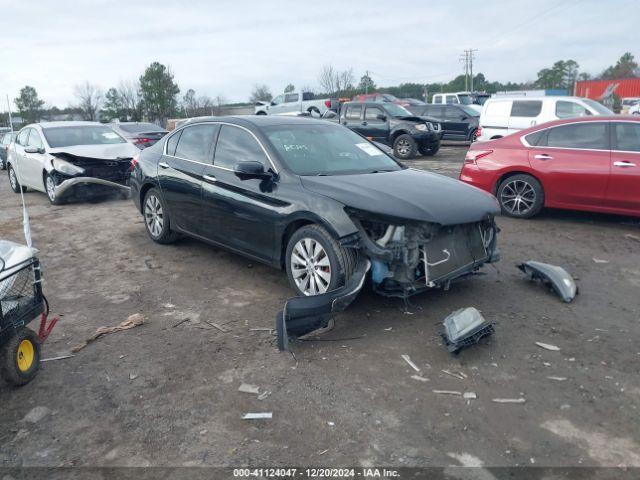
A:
46 152 133 201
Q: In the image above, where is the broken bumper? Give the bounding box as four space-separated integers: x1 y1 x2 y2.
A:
276 257 370 351
54 177 131 198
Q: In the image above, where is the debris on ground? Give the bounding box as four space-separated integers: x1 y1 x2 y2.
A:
242 413 272 420
547 376 567 381
129 372 138 380
624 233 640 243
440 307 494 355
40 354 74 363
433 390 462 396
463 392 477 400
206 321 228 333
257 391 271 400
411 375 429 382
249 327 273 332
536 341 561 351
518 261 577 303
171 318 189 328
442 369 466 380
22 406 51 424
401 354 421 372
238 383 260 395
71 314 144 353
492 398 526 404
592 258 610 264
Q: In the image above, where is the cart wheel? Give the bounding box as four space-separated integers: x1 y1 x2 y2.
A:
1 328 41 386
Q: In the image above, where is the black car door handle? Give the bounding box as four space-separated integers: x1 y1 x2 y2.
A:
203 174 217 183
159 162 169 169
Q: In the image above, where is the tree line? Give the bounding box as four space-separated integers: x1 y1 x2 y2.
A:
5 52 638 128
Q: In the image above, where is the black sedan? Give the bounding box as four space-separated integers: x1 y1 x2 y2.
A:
131 116 499 300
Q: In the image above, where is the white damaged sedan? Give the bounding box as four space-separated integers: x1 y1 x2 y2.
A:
6 121 139 204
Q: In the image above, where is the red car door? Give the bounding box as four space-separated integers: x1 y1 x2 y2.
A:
528 121 610 209
608 121 640 214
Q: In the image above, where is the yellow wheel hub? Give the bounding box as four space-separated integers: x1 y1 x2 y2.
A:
17 339 35 372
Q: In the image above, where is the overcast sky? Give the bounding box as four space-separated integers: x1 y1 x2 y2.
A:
1 0 638 108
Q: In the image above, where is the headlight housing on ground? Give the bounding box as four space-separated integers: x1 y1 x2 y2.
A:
52 158 84 176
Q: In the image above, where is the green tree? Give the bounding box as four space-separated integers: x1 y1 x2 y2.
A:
284 84 295 93
102 87 124 121
14 86 44 124
139 62 180 126
249 84 272 103
357 74 376 94
182 88 198 116
601 52 639 79
534 60 579 90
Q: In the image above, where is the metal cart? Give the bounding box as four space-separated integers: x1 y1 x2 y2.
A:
0 240 58 386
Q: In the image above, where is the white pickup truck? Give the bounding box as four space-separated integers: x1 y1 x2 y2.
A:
254 92 339 117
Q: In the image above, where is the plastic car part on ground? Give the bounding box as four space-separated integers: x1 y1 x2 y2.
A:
440 307 495 355
517 261 578 303
276 258 370 351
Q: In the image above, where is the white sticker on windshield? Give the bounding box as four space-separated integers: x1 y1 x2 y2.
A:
355 142 383 156
102 132 119 139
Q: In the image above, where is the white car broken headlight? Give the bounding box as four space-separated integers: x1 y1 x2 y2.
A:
52 158 84 176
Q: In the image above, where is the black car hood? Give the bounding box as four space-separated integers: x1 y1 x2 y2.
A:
301 168 500 225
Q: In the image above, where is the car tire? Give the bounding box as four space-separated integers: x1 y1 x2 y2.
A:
256 111 267 115
44 173 63 205
468 129 478 141
143 188 178 244
285 224 357 297
419 142 440 156
497 174 544 219
7 165 26 193
0 328 41 386
307 107 321 117
393 134 417 160
0 158 5 170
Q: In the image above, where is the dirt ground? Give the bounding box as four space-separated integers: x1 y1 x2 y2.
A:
1 144 639 471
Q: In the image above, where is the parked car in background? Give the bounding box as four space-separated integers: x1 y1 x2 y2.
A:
254 92 339 117
432 92 482 112
0 132 18 170
460 116 640 218
109 121 168 149
628 102 640 115
352 93 426 108
338 102 442 158
476 96 613 141
6 122 138 204
409 104 479 141
621 97 640 114
131 115 499 302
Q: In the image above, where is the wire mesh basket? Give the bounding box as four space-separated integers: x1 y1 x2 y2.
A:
0 257 45 338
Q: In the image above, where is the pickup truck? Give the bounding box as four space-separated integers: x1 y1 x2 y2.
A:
255 92 339 117
335 101 442 159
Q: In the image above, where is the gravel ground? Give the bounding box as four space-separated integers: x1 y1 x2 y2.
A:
0 143 639 471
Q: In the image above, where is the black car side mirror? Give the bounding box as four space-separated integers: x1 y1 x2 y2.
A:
24 146 44 154
234 161 271 180
460 115 468 120
376 114 387 121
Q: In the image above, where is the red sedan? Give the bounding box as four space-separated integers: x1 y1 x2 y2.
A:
460 116 640 218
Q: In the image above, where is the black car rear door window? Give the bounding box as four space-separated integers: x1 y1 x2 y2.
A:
546 122 609 150
174 124 218 162
365 107 385 122
166 130 182 156
214 125 268 170
511 101 542 117
613 122 640 152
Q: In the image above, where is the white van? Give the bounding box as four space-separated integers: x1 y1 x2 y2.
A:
432 92 482 113
476 96 612 141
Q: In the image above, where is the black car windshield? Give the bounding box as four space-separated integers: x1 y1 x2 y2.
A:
382 104 413 117
264 124 402 176
457 94 473 105
43 126 127 148
118 123 165 133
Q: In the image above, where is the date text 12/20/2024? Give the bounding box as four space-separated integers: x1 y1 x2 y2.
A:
233 468 401 478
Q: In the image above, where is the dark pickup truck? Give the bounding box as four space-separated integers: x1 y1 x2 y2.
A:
334 102 442 159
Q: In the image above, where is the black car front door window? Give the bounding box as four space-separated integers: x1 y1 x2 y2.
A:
213 125 268 170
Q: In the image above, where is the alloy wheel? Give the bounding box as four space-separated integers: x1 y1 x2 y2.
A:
145 195 164 238
46 176 56 201
500 179 536 216
290 238 332 296
396 139 411 156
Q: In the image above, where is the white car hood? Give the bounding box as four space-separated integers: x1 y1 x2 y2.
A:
48 143 139 159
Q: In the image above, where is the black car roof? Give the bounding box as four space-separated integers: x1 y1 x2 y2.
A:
185 115 331 128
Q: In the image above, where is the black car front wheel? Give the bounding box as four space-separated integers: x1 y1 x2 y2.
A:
419 142 440 156
393 134 417 159
143 188 178 243
285 224 356 297
497 174 544 218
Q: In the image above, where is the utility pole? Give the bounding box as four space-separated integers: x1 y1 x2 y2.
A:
461 49 478 92
365 70 370 94
468 49 478 92
6 94 13 131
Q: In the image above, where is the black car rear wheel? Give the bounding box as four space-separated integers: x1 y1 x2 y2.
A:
285 224 356 297
143 188 178 243
497 174 544 218
393 134 417 159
